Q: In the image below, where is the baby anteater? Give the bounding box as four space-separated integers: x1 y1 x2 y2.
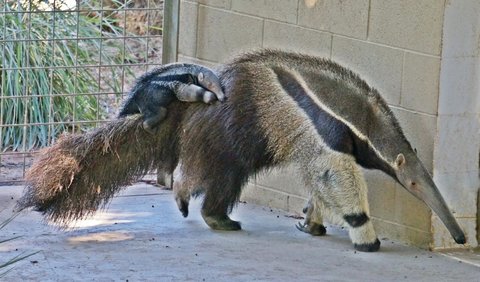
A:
119 63 224 132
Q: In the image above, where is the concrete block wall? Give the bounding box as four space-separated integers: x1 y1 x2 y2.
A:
176 0 480 249
431 0 480 249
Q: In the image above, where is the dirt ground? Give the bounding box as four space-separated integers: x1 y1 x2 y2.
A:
1 184 479 281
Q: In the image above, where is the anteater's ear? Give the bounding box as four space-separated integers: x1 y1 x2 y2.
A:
198 72 204 82
395 153 406 168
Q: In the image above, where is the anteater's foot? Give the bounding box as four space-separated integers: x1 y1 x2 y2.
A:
142 118 164 134
296 222 327 236
353 238 381 252
178 199 189 218
201 212 241 231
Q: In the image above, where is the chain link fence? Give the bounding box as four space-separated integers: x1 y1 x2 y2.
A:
0 0 164 184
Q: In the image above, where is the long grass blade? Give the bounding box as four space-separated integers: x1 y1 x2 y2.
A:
0 251 41 277
1 1 139 151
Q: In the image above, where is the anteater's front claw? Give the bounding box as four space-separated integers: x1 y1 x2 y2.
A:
296 222 308 233
296 221 327 236
203 91 217 104
214 90 226 102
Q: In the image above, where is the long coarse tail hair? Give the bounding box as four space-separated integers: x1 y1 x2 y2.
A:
17 104 186 227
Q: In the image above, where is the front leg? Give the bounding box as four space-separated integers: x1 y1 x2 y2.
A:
150 80 219 105
296 195 327 236
317 156 380 252
170 81 218 104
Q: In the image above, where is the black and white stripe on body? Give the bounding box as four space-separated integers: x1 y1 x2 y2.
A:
174 50 464 251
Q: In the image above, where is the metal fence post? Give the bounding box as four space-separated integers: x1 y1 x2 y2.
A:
162 0 180 64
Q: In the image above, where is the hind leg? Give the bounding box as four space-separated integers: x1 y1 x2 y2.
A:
200 171 245 231
201 199 242 231
142 106 168 133
174 161 242 231
312 156 380 252
173 163 191 217
157 171 173 188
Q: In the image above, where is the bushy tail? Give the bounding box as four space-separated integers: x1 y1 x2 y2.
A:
17 111 182 226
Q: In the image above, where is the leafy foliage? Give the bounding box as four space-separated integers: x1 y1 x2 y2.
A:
0 0 135 150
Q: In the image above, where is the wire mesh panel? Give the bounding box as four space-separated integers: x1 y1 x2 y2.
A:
0 0 164 184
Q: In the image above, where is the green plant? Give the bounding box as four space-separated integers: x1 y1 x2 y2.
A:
0 213 39 277
0 0 138 151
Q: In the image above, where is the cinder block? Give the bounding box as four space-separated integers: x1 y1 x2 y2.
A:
178 54 220 69
372 218 431 249
231 0 298 24
263 20 331 58
394 183 431 232
434 114 480 173
369 0 444 55
442 0 480 58
179 1 198 57
286 194 308 215
331 36 403 105
240 181 309 221
390 108 436 173
196 6 263 62
433 171 479 217
241 184 289 211
438 57 480 115
432 216 478 249
298 0 369 39
364 170 396 221
401 53 440 115
255 165 308 198
196 0 232 9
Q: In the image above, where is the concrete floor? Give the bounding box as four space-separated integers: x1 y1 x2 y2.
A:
0 184 479 282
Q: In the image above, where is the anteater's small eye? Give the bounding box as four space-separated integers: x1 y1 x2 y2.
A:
411 181 416 186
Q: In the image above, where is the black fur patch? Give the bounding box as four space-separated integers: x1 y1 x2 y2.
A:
272 67 396 178
273 67 354 154
354 238 381 252
343 213 369 228
151 74 195 84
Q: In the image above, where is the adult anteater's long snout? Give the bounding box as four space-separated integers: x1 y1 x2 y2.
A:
395 153 466 244
416 172 466 244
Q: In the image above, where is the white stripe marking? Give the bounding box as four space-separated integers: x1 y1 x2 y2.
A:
285 69 393 168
